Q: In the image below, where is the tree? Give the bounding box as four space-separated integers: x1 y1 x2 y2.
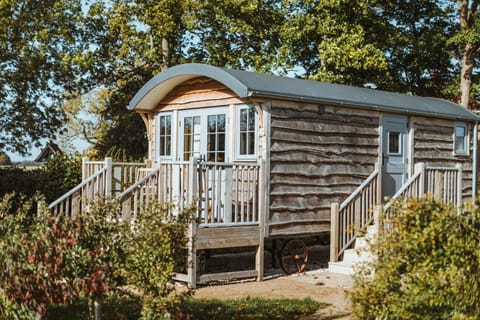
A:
0 0 85 155
186 0 285 73
276 0 389 86
62 0 197 160
452 0 480 108
377 0 458 96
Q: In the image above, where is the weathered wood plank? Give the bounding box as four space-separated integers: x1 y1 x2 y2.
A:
196 226 260 250
198 270 258 283
268 221 331 237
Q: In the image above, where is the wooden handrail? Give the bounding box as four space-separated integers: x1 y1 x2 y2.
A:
331 168 379 262
48 167 107 210
340 168 379 211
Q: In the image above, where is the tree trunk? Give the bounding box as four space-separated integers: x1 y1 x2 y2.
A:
161 38 170 71
460 43 476 108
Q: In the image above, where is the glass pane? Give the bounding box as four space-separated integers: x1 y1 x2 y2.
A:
248 108 255 131
184 134 191 160
208 115 216 133
248 132 255 154
218 114 225 132
218 133 225 151
165 137 171 156
207 152 215 162
454 124 467 154
455 137 465 153
388 132 400 154
240 132 247 155
240 109 247 131
160 137 165 155
165 116 171 135
208 133 216 152
184 117 192 134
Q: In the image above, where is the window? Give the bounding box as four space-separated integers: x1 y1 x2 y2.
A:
158 114 172 157
207 114 226 162
388 131 401 154
237 106 257 158
454 123 468 155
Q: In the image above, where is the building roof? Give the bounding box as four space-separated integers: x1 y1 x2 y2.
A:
129 63 479 121
34 141 62 163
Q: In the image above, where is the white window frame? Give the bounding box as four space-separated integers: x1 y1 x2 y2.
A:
235 104 258 160
454 122 469 156
156 112 173 160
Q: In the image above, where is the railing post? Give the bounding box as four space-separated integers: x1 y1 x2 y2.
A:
415 162 426 197
82 157 89 181
256 160 266 282
105 157 112 196
375 162 382 204
456 163 463 210
434 171 444 200
374 205 382 235
187 157 198 289
330 203 339 263
187 220 197 289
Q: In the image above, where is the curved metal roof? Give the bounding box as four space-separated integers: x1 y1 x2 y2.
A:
129 63 478 121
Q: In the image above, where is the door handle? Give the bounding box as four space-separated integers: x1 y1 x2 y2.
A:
382 155 389 165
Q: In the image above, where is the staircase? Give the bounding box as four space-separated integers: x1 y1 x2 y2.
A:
328 223 376 275
328 162 464 275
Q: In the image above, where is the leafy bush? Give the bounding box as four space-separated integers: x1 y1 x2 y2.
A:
0 195 193 319
0 208 83 319
121 203 194 319
350 197 480 320
0 152 81 211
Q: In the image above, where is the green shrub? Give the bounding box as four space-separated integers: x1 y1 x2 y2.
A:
350 197 480 320
0 152 81 212
121 203 194 319
0 195 193 319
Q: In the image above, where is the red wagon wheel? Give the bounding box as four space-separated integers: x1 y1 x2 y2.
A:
280 239 308 274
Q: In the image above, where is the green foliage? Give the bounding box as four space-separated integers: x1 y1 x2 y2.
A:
0 0 85 155
0 211 83 318
350 197 480 319
121 203 193 319
45 292 142 320
44 295 325 320
0 152 81 208
42 152 81 202
376 0 458 96
179 297 325 320
0 195 194 319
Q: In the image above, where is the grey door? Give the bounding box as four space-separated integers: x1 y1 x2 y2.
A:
382 115 408 198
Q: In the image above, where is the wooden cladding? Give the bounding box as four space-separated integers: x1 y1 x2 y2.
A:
156 77 244 111
268 103 379 236
413 116 473 198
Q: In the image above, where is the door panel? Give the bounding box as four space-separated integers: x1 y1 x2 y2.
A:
179 107 229 162
382 116 408 198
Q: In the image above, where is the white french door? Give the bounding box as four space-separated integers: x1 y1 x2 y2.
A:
178 107 229 162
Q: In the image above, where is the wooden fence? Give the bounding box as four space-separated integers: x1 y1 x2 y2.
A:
118 159 261 226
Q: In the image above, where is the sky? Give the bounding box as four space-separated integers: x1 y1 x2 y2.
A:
7 138 91 163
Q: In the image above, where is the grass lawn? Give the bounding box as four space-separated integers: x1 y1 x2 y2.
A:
45 295 327 319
